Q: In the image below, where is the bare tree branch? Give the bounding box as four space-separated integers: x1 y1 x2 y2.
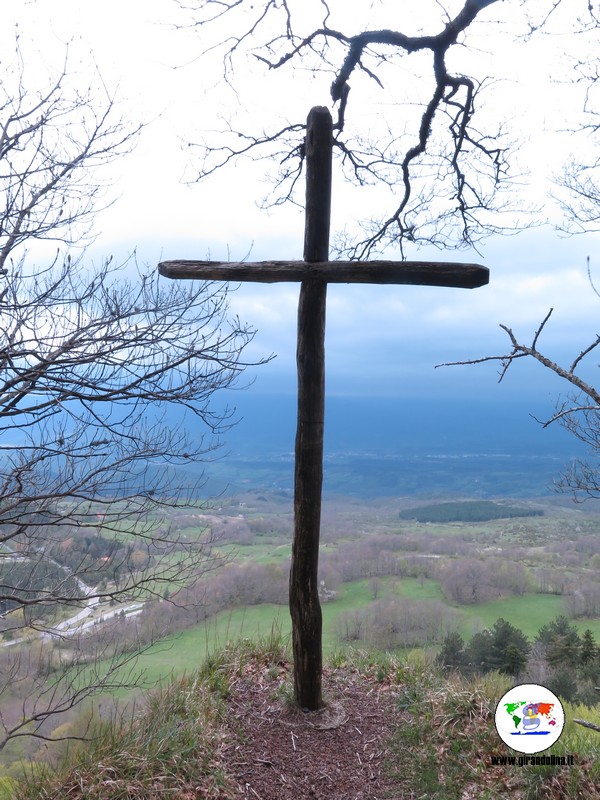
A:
439 309 600 406
176 0 524 258
439 297 600 500
0 39 141 271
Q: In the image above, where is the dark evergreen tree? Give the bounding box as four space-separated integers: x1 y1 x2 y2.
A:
502 643 528 677
465 629 494 674
579 629 600 686
463 618 529 676
488 618 529 676
536 616 581 668
547 668 578 703
580 629 597 665
437 631 466 671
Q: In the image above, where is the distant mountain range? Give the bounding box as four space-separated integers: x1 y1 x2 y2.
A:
198 393 590 499
221 393 580 456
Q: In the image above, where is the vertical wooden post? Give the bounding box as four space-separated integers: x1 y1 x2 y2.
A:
289 107 332 710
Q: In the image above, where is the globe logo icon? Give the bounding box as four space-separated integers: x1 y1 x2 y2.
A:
495 684 565 754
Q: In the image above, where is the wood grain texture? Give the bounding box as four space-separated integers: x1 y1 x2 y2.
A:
289 107 333 711
158 259 489 288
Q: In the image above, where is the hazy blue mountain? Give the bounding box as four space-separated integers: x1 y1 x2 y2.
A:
198 392 589 499
222 392 578 455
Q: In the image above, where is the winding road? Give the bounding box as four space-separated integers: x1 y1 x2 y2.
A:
0 547 145 648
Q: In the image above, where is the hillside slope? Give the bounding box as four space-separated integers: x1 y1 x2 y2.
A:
14 639 600 799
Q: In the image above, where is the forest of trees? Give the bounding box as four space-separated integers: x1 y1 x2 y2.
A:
399 501 544 523
438 616 600 708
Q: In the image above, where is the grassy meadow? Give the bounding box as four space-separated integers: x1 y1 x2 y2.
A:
92 580 589 694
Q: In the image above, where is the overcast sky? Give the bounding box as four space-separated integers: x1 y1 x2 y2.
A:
6 0 600 409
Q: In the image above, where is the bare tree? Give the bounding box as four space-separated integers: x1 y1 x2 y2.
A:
177 0 517 259
0 43 263 753
0 36 138 267
558 152 600 233
425 6 600 499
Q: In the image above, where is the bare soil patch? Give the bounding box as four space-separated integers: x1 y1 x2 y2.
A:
221 658 406 799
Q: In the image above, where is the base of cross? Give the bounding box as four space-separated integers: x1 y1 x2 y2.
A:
158 260 489 288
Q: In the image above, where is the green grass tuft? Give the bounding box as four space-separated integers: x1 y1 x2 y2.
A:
0 777 17 800
16 673 237 800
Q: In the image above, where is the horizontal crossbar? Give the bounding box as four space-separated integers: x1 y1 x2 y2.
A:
158 260 489 288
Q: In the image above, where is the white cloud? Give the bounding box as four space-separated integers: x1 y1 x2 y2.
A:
8 0 600 403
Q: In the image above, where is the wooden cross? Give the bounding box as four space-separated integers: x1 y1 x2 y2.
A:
158 106 489 711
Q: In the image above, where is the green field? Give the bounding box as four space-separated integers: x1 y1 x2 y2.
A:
454 593 566 638
88 574 591 694
394 577 445 601
8 486 600 790
128 605 292 687
72 496 600 691
213 542 292 564
87 579 380 689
